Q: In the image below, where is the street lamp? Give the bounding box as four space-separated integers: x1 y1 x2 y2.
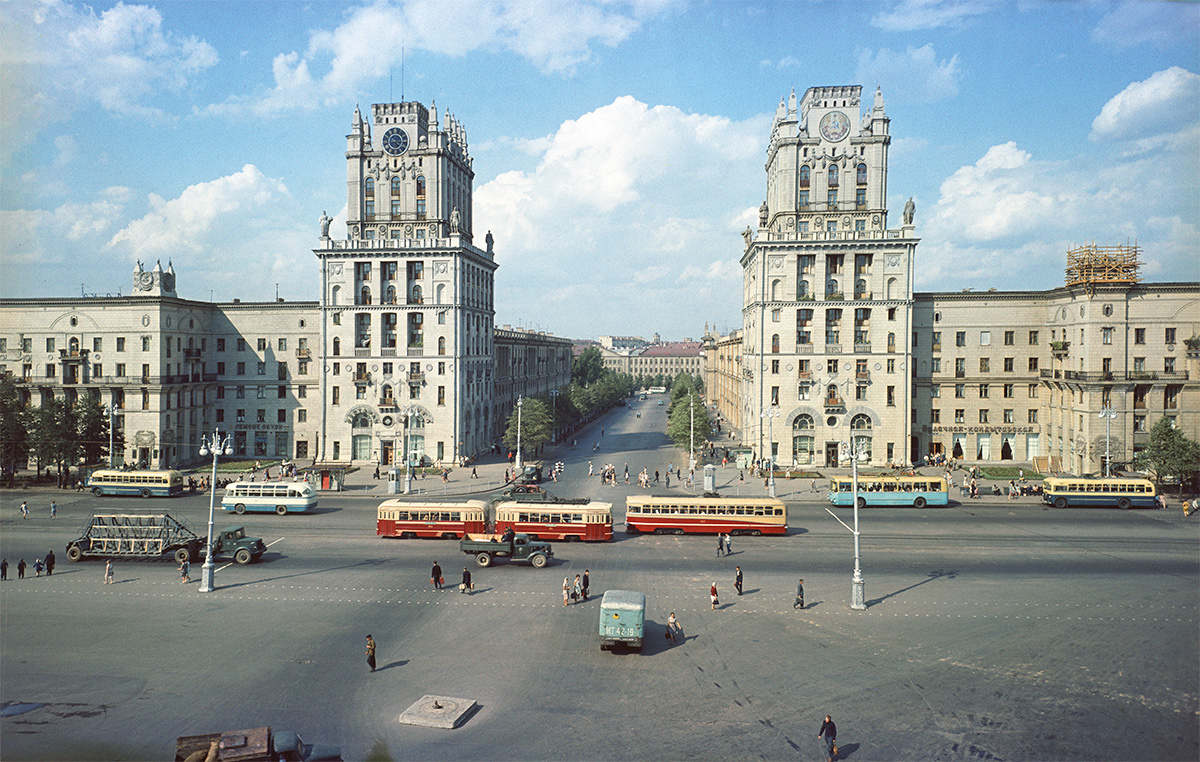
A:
197 428 232 593
549 389 560 444
760 406 780 497
104 403 116 467
1099 407 1117 477
515 396 524 472
842 439 868 610
689 395 696 474
402 406 420 494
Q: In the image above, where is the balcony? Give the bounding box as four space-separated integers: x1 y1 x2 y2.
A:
825 344 842 354
797 371 812 380
354 349 371 358
856 371 870 380
796 345 814 354
854 291 873 301
1050 340 1070 356
378 397 397 410
295 348 311 360
931 343 941 352
355 372 371 383
408 372 425 383
824 292 845 301
824 396 845 410
955 370 965 378
854 342 871 353
184 348 202 359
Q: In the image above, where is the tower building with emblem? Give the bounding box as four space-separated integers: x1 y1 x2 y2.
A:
314 101 497 466
742 86 918 468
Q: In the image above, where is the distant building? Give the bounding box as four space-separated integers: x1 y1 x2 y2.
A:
598 340 704 381
702 329 743 434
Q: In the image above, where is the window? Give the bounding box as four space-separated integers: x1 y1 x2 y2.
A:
236 409 246 423
1003 383 1014 398
979 383 990 398
1028 384 1039 398
955 358 965 377
955 384 965 398
214 338 223 352
1133 357 1145 372
980 331 990 346
257 362 266 376
332 387 340 405
1134 328 1145 344
437 385 445 405
979 409 989 424
297 386 306 399
257 386 267 399
1165 327 1176 344
142 336 151 351
954 409 965 424
297 409 307 423
979 358 990 373
1003 330 1014 346
856 163 867 184
1027 409 1037 424
771 359 780 374
887 386 895 406
1164 386 1180 410
771 386 780 405
930 409 940 423
828 165 838 187
92 363 102 377
956 331 966 347
1028 358 1038 371
932 331 941 350
235 385 245 399
1029 331 1038 345
887 359 895 373
257 338 267 351
855 384 867 401
237 338 246 351
216 409 225 423
799 165 810 188
235 361 244 375
931 358 941 373
1165 357 1176 373
257 409 267 423
931 384 941 398
278 338 287 351
1133 415 1146 432
298 361 308 375
278 386 286 399
1101 327 1113 345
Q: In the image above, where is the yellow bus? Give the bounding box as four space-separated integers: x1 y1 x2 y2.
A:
1042 477 1157 509
87 469 184 497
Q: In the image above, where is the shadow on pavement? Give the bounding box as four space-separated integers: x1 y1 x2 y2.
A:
866 568 959 607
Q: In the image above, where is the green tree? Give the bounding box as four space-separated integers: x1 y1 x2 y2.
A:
572 346 605 387
0 377 30 487
30 396 80 484
77 401 125 466
1140 418 1200 494
667 391 712 455
502 398 553 458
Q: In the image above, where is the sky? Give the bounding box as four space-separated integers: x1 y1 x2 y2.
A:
1 0 1197 341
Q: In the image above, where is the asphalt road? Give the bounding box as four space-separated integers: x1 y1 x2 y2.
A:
1 398 1197 761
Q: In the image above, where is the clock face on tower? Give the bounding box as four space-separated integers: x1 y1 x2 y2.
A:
819 111 851 142
382 127 409 156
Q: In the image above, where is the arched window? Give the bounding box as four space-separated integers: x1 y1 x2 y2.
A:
436 284 445 304
381 384 394 402
386 285 397 305
886 277 896 300
438 336 446 355
360 286 371 305
887 332 896 352
827 384 840 403
410 285 422 304
856 163 867 185
771 334 780 353
828 165 838 187
792 414 814 465
826 278 839 297
364 177 375 219
799 165 810 188
798 280 810 299
771 279 780 301
352 413 372 429
330 285 341 306
850 414 873 460
69 337 80 353
391 177 402 217
332 337 341 356
416 176 426 219
851 414 872 431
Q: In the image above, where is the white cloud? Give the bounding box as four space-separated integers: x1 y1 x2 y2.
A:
205 0 676 118
1093 1 1200 49
0 0 218 152
109 165 290 256
871 0 997 31
855 44 961 103
476 97 766 336
1090 66 1200 144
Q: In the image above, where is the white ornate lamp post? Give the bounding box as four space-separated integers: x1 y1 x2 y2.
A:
842 439 868 609
515 396 524 471
760 406 780 497
1098 407 1117 477
402 406 419 494
197 428 232 593
549 389 560 444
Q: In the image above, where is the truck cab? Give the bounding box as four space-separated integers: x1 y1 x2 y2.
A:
213 526 267 565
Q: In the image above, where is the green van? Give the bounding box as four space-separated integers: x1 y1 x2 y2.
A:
599 590 646 652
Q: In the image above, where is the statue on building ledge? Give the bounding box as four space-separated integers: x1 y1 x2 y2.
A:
449 206 460 233
485 230 494 254
903 197 915 226
320 210 332 238
742 226 753 247
758 201 768 229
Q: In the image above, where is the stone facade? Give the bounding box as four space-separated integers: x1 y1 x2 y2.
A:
701 329 743 433
742 86 916 468
598 342 703 380
494 326 573 432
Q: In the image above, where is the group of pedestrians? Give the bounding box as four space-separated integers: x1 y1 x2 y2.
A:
1 550 55 580
429 560 473 593
562 570 590 605
715 533 733 556
18 500 56 518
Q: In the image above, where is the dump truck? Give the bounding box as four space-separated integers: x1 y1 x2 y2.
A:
174 726 340 762
65 513 266 565
460 532 553 567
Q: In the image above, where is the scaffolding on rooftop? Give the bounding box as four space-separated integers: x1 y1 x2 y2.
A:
1065 241 1142 295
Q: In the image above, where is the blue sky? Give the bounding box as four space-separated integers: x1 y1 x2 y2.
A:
2 0 1197 339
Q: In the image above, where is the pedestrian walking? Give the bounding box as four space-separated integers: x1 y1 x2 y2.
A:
818 715 838 761
1 558 7 581
724 534 732 556
50 500 57 518
366 634 377 672
795 578 805 609
666 612 680 643
18 559 27 579
654 469 659 483
460 567 472 594
739 471 745 486
179 557 190 583
45 549 55 576
710 582 719 610
734 566 743 596
563 577 570 606
104 559 114 584
588 461 594 477
34 558 44 577
716 534 725 557
431 560 443 590
20 500 28 518
471 466 478 478
582 569 590 600
572 574 582 603
665 471 670 488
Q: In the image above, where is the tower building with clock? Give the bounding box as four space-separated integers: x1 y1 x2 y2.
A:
741 85 918 468
314 100 498 467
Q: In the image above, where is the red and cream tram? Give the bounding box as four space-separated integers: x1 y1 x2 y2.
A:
376 499 488 539
493 500 613 542
625 495 788 535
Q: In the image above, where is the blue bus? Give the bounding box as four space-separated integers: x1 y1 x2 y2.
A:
88 469 185 497
828 475 950 508
1041 477 1157 509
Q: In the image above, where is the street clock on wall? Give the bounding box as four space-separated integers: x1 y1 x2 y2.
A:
819 111 851 142
382 127 409 156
